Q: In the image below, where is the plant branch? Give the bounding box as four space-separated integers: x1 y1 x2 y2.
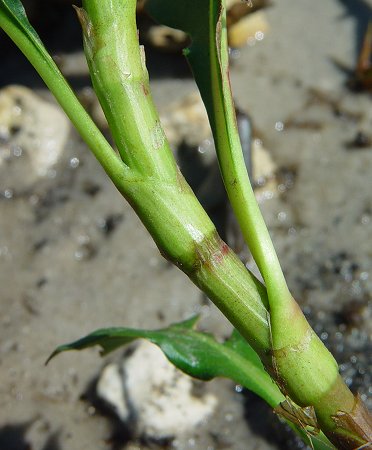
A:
0 0 128 182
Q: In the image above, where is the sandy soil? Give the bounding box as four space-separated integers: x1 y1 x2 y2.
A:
0 1 371 449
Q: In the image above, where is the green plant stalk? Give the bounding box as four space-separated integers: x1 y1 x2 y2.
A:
201 8 369 445
78 1 371 447
79 1 371 447
73 4 177 178
0 1 272 357
145 0 291 329
122 177 272 358
144 2 372 446
207 1 291 315
0 1 128 181
1 0 370 447
209 7 372 447
141 1 358 439
75 0 276 360
201 4 312 378
209 10 330 402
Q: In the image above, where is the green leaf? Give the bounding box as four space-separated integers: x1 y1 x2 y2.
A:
47 317 334 449
145 0 219 122
1 0 43 41
47 316 283 408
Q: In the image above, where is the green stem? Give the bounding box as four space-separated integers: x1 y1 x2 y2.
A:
0 3 128 182
0 0 272 359
73 2 372 446
113 139 272 360
75 1 178 179
2 1 370 447
211 9 291 312
179 1 292 318
79 0 274 357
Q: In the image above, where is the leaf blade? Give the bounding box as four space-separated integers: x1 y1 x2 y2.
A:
47 316 283 408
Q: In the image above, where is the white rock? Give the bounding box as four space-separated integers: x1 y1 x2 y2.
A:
0 85 70 187
251 137 278 202
96 363 129 421
160 91 278 201
96 340 218 440
140 0 269 50
160 91 211 149
144 25 188 52
229 11 269 48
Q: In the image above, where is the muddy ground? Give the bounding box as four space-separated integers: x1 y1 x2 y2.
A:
0 1 371 449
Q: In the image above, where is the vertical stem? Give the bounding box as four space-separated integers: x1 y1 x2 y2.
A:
79 0 272 358
77 1 178 179
77 2 372 446
2 1 370 446
0 3 127 181
212 5 291 306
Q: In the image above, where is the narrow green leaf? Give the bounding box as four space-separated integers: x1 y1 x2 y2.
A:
224 328 263 369
47 317 334 449
47 316 283 408
1 0 41 42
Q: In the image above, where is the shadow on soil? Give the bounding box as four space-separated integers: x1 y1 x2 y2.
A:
0 421 61 450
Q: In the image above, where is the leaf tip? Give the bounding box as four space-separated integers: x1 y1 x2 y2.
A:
45 348 61 366
45 343 73 365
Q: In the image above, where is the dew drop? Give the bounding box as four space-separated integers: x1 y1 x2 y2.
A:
70 157 80 169
3 188 13 199
275 121 284 131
